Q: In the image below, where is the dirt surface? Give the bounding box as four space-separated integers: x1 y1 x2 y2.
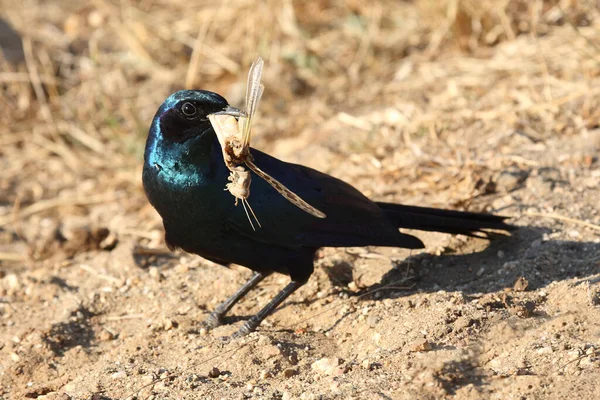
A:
1 1 600 399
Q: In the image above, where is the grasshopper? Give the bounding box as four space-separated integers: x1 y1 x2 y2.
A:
208 57 326 230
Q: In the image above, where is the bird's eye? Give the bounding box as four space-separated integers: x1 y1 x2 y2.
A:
180 102 197 117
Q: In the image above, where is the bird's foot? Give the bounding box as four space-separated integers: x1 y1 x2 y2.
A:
231 321 254 339
202 312 224 330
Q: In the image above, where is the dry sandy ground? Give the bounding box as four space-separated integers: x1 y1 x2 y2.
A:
1 1 600 399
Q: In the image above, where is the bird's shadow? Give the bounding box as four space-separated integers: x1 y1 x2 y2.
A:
258 227 600 327
311 226 600 334
324 227 600 300
376 227 600 298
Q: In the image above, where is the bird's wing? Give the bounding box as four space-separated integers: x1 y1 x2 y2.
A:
224 148 424 250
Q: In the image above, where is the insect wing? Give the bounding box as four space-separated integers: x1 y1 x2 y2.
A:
241 57 265 150
245 158 326 219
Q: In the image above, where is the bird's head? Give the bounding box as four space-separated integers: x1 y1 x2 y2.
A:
144 90 235 190
151 90 230 144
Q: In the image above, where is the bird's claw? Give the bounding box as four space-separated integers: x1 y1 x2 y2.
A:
231 322 253 339
202 312 223 330
217 335 232 344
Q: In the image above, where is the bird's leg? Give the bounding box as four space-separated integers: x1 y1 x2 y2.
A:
203 271 270 329
232 280 303 338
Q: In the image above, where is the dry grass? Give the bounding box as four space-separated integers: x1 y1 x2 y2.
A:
1 0 599 262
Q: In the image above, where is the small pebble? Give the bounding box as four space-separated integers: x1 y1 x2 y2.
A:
111 370 127 379
513 276 529 292
410 339 433 352
496 169 528 192
311 357 343 376
163 318 177 331
148 267 162 281
99 329 115 341
259 370 271 379
367 315 379 327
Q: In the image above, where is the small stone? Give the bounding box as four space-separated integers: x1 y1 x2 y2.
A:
175 263 190 274
111 370 127 379
282 368 297 378
5 274 20 290
148 267 163 281
259 370 271 379
261 343 281 359
348 281 358 291
496 169 528 192
10 352 20 362
162 318 177 331
282 391 293 400
372 332 381 343
410 339 433 352
208 367 221 378
511 301 535 318
99 231 118 250
253 387 263 395
367 315 379 327
311 357 343 376
528 175 553 196
513 276 529 292
568 349 582 359
99 329 115 341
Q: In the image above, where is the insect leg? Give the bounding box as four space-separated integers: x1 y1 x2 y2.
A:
241 197 256 231
243 198 262 229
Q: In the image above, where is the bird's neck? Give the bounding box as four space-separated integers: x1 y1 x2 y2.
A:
142 125 225 221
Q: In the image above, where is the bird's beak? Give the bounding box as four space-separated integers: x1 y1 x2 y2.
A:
213 105 247 119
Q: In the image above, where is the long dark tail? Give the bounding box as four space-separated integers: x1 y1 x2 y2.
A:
376 202 515 238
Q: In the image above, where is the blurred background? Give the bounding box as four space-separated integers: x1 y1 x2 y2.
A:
1 1 600 398
1 0 599 263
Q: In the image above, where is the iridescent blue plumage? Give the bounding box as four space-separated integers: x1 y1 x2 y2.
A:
142 89 514 337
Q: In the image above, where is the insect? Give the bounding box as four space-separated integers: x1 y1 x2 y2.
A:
208 57 327 230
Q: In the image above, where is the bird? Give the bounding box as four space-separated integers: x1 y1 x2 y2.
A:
142 89 514 338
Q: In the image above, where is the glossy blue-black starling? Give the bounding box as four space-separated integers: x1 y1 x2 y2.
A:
142 90 513 337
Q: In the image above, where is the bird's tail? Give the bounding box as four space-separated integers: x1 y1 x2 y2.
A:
376 202 515 238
